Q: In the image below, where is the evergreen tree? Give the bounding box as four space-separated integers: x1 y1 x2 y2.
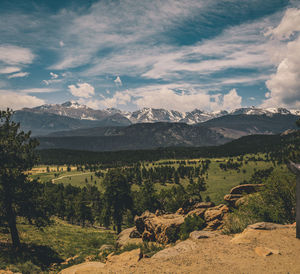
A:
103 169 132 233
0 109 48 248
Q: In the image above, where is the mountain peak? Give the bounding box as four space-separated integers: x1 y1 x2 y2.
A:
61 101 85 109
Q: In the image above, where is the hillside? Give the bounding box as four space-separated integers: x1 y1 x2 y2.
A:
37 123 230 151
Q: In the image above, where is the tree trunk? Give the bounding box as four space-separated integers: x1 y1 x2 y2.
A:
117 223 122 234
6 202 21 249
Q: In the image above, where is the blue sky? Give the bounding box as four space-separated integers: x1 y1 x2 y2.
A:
0 0 299 112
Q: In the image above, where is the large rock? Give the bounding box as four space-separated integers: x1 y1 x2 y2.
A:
229 184 264 195
60 262 105 274
106 248 142 266
225 184 264 208
224 194 243 207
204 204 229 230
134 211 185 244
116 227 143 248
152 239 197 259
247 222 288 230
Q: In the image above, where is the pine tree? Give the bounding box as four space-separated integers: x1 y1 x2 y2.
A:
0 109 47 249
103 169 132 233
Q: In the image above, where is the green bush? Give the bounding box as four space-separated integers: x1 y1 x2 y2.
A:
179 214 205 240
224 172 296 234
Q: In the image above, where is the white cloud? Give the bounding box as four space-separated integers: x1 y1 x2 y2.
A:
0 45 35 65
7 72 29 79
0 90 45 110
114 76 122 86
222 89 242 111
59 41 65 47
262 8 300 109
0 66 21 74
19 88 59 93
265 8 300 40
68 82 95 98
50 72 58 79
94 84 241 112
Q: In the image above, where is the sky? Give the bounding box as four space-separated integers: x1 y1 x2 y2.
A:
0 0 299 112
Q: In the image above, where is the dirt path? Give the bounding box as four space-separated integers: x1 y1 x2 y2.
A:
52 172 93 183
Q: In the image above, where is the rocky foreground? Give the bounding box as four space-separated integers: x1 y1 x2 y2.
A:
61 222 300 274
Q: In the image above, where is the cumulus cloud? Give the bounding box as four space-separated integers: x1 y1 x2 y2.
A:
114 76 122 86
7 72 29 79
222 89 242 111
0 90 45 110
262 8 300 109
59 41 65 47
265 8 300 40
0 45 35 65
0 67 21 74
100 85 241 112
68 82 95 98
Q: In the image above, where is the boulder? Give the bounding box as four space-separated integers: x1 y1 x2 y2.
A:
186 208 206 218
192 201 215 209
229 184 264 195
204 204 229 231
60 262 105 274
224 194 243 207
106 248 142 267
116 227 143 248
135 211 185 244
99 244 114 252
189 230 219 240
254 246 280 257
129 228 141 238
204 204 229 223
177 201 215 214
247 222 288 230
152 239 197 259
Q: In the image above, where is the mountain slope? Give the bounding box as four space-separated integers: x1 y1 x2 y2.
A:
37 123 230 151
12 110 130 136
201 114 299 139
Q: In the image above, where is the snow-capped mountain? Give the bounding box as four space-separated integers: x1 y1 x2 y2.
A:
21 101 300 126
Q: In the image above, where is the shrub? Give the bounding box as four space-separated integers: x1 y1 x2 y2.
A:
179 214 205 240
224 173 296 234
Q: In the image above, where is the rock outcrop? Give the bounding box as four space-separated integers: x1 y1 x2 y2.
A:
134 203 228 244
224 184 264 207
135 211 185 244
116 227 143 248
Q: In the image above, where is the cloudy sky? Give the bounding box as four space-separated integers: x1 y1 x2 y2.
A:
0 0 299 111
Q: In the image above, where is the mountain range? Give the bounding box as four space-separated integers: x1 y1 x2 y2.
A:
12 101 300 151
15 101 300 134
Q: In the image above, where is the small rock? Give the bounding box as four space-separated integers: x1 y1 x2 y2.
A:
255 247 280 257
99 244 114 252
247 222 287 230
189 231 218 240
129 229 141 238
176 208 185 215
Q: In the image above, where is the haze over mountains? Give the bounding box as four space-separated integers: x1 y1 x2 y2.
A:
13 101 300 151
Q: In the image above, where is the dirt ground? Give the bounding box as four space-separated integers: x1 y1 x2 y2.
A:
62 226 300 274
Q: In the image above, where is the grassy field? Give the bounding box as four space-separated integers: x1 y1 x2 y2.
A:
30 153 291 204
0 218 116 273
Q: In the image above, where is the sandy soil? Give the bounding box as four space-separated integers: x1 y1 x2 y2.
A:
62 226 300 274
